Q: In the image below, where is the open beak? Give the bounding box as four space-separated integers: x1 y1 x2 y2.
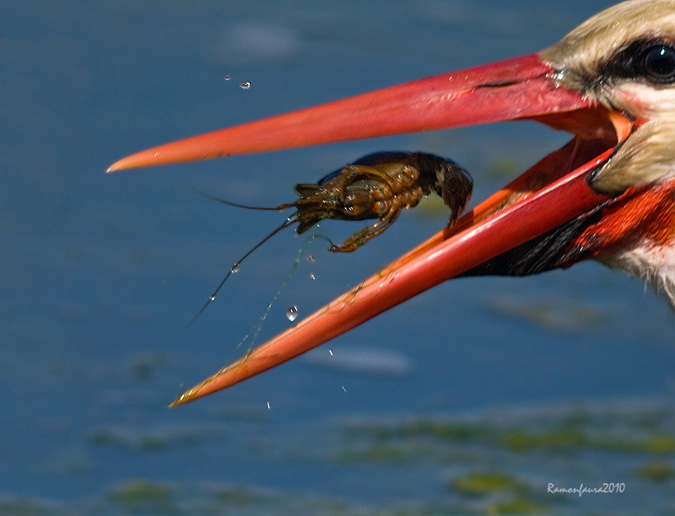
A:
108 53 637 406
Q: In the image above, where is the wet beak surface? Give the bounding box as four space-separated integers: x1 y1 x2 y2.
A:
108 54 594 172
107 54 636 405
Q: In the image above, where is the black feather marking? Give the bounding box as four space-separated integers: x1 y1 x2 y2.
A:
461 204 608 278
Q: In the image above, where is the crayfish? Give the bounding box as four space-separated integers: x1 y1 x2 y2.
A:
192 151 472 322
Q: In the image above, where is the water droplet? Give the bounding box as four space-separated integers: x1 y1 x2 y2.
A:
230 263 241 274
285 305 298 322
224 74 231 81
240 81 251 90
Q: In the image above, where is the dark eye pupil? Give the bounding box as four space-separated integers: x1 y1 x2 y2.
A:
642 45 675 82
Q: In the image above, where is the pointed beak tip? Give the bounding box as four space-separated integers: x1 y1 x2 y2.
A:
106 159 129 173
168 394 188 408
106 149 163 173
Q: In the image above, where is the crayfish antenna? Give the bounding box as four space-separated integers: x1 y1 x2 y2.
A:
190 187 295 211
188 190 299 326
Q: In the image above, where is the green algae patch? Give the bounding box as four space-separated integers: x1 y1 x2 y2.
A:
637 461 675 482
449 471 552 515
0 499 58 516
338 442 437 464
642 435 675 454
108 480 177 514
487 497 550 515
500 428 588 452
343 419 491 443
339 419 493 464
88 423 222 452
340 404 675 465
214 486 278 508
450 471 525 497
89 428 171 452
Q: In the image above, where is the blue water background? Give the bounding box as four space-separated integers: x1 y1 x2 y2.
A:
2 1 674 513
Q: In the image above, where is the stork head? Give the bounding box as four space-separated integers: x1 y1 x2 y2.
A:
542 0 675 193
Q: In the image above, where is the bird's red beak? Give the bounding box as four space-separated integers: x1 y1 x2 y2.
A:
108 53 637 405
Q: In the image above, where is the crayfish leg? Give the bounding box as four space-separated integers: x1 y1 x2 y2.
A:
330 205 403 252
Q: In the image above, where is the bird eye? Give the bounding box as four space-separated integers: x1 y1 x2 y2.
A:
640 44 675 83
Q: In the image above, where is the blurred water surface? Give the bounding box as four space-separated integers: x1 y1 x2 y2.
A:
2 1 675 514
